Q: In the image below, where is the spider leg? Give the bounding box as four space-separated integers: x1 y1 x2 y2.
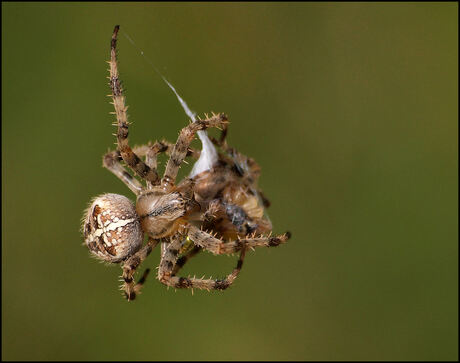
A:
109 25 159 185
102 146 163 193
161 113 228 190
141 140 201 189
210 122 229 150
171 245 202 276
105 141 201 190
102 143 171 193
149 140 201 161
122 237 159 301
102 150 143 195
158 233 246 291
187 225 291 255
133 140 201 169
103 142 200 193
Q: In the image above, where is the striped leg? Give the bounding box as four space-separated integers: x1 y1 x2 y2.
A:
171 245 202 276
103 150 143 195
122 238 159 301
106 140 201 190
133 140 201 169
161 113 228 189
103 140 202 193
109 25 159 185
131 142 168 189
145 140 201 163
158 233 246 291
187 225 291 255
141 140 201 189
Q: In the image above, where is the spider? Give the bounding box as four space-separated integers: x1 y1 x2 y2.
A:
82 25 291 300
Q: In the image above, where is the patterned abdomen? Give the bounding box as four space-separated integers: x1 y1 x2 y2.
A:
82 193 143 263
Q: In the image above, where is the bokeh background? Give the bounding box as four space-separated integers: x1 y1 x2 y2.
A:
2 2 458 361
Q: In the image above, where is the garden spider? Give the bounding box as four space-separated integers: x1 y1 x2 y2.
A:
82 25 291 300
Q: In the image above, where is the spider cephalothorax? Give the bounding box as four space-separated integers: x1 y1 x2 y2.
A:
82 25 291 300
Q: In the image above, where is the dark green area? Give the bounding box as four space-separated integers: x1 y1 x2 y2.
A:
2 2 457 361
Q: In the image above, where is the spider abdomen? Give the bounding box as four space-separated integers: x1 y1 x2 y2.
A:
83 193 143 263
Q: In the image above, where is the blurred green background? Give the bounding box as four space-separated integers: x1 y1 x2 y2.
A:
2 2 458 361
